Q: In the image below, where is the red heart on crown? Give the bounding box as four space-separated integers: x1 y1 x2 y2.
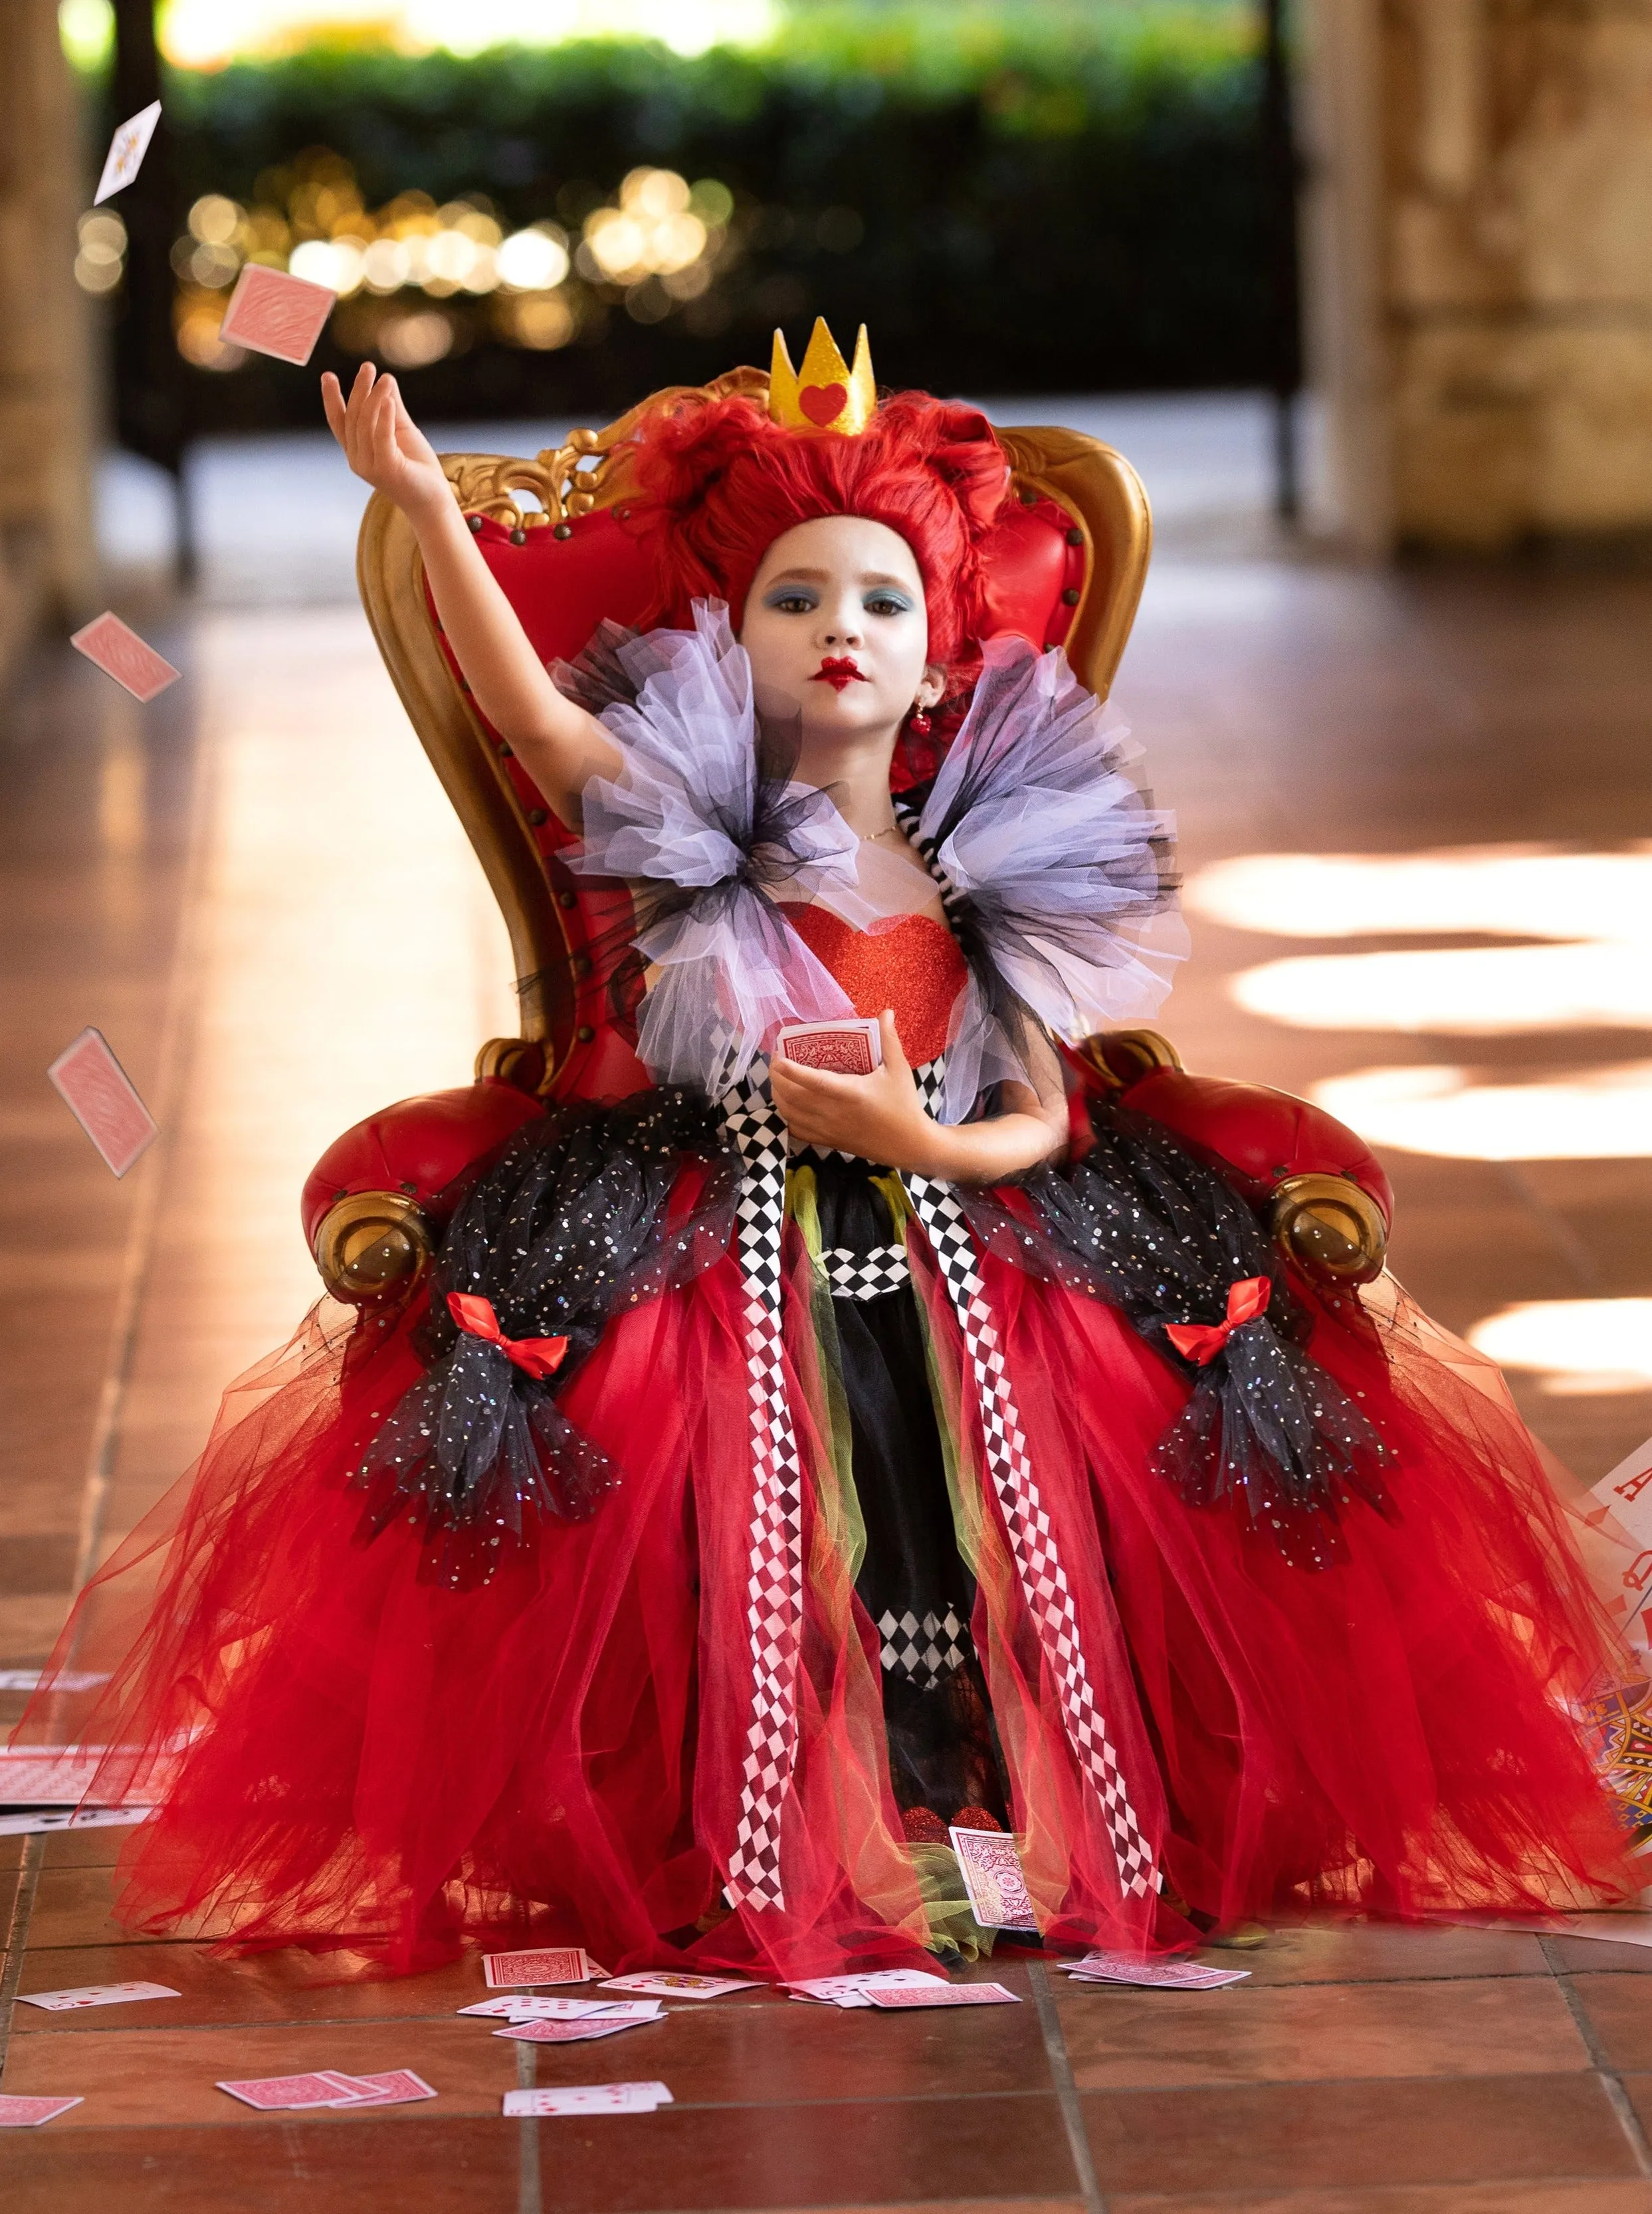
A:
799 382 847 427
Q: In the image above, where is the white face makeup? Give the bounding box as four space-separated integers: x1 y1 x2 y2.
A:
738 515 943 755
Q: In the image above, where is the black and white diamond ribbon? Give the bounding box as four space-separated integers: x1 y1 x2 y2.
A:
878 1605 970 1684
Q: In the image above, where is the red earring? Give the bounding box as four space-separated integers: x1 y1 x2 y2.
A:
908 703 932 736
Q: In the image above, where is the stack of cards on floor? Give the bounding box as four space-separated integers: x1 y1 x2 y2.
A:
949 1825 1039 1933
492 2001 663 2045
17 1981 178 2012
482 1946 606 1989
1062 1952 1250 1989
503 2081 671 2117
599 1971 754 2000
218 2069 435 2110
0 2096 82 2128
784 1967 1016 2008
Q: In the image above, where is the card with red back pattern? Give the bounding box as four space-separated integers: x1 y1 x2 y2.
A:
218 262 338 366
69 612 179 703
216 2073 357 2111
48 1027 157 1177
864 1981 1020 2008
482 1946 605 1989
0 2096 83 2127
775 1017 883 1076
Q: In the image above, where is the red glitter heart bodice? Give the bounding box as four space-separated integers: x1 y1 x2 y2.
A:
778 904 968 1067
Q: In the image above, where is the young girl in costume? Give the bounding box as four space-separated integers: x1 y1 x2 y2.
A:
20 327 1633 1977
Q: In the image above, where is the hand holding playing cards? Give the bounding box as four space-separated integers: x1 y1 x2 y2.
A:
322 362 449 520
770 1011 939 1171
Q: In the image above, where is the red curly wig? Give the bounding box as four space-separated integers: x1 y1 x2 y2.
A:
625 388 1011 668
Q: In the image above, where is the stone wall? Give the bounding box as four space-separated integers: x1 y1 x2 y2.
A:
1302 0 1652 551
0 0 96 676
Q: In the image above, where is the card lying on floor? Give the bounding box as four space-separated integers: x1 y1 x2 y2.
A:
0 2096 83 2128
459 1995 615 2020
1063 1952 1250 1991
775 1017 883 1076
598 1971 754 2000
950 1826 1039 1934
218 261 337 366
17 1981 179 2012
865 1981 1019 2009
482 1947 606 1989
785 1967 950 2008
217 2072 364 2112
314 2069 436 2108
69 612 180 703
48 1026 158 1178
493 2014 659 2045
502 2080 671 2116
94 99 161 203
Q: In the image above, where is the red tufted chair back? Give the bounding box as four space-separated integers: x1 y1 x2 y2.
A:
356 364 1153 1104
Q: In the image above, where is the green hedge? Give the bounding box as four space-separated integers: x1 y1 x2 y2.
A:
146 7 1277 424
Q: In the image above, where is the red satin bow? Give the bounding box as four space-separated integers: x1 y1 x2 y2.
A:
1165 1276 1272 1367
447 1292 568 1381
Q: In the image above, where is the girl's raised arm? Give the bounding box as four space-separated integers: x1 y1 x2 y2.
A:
322 363 621 827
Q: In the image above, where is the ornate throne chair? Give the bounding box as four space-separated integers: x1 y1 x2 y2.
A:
304 363 1390 1305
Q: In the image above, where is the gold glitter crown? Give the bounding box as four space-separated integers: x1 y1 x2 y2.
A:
768 318 877 436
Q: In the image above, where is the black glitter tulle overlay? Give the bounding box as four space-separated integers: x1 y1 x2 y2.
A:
963 1099 1394 1570
350 1090 738 1589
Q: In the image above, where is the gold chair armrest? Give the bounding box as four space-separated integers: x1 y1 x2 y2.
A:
312 1189 437 1303
1076 1029 1186 1090
1269 1172 1388 1286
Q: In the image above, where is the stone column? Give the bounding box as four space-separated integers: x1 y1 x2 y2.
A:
1300 0 1652 552
0 0 97 674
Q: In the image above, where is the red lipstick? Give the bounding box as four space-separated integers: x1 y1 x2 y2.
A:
810 656 868 692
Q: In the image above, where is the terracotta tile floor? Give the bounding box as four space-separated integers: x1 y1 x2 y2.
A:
7 542 1652 2205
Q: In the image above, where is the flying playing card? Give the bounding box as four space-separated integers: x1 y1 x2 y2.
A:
776 1017 883 1076
949 1827 1038 1933
0 2096 83 2128
1062 1952 1250 1990
502 2081 672 2116
865 1981 1020 2009
492 2014 659 2045
94 100 161 204
784 1968 950 2009
69 612 180 703
218 261 338 367
17 1981 179 2012
457 1995 615 2020
48 1027 158 1177
598 1972 754 2000
217 2072 361 2111
482 1946 605 1989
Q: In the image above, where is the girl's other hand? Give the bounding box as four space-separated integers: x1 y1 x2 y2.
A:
770 1011 944 1175
321 362 449 520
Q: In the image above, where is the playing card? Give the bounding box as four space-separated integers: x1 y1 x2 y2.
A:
47 1027 158 1177
94 99 161 204
1062 1952 1250 1990
865 1981 1020 2009
776 1017 883 1076
69 612 179 704
949 1826 1039 1933
217 2072 361 2111
17 1981 179 2012
0 2096 83 2128
457 1995 614 2020
492 2013 659 2045
598 1972 754 2000
482 1946 604 1989
313 2070 387 2104
218 261 338 366
784 1968 948 2008
0 1806 152 1837
334 2069 437 2106
502 2081 671 2116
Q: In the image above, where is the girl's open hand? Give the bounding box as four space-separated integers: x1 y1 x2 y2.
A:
770 1011 945 1175
321 362 449 518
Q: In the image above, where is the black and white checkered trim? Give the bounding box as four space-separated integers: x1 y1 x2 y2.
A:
820 1245 910 1300
719 1063 804 1915
878 1606 970 1684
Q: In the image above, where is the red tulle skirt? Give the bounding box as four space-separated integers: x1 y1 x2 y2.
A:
16 1211 1635 1979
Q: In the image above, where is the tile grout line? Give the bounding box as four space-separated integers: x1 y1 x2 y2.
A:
1539 1932 1652 2177
0 1835 45 2084
516 2035 541 2214
1027 1961 1107 2214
